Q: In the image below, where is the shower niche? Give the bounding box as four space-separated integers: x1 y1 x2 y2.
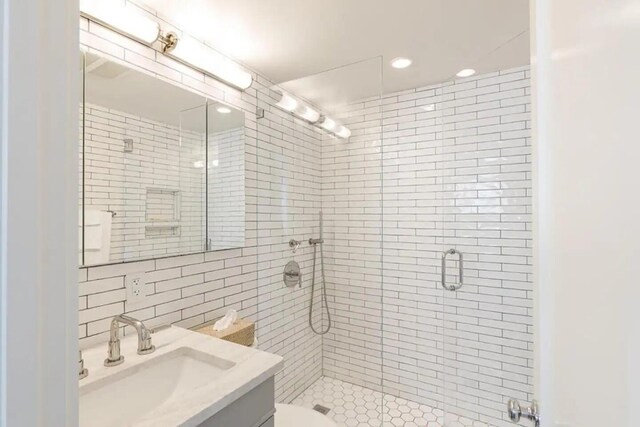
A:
79 51 246 266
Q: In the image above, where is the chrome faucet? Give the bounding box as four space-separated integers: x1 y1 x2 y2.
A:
104 314 155 367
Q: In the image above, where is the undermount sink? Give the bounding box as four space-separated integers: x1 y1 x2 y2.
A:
80 346 235 427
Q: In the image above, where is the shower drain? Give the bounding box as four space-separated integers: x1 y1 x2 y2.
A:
312 404 331 415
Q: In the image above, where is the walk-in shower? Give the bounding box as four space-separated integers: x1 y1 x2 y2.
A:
257 43 533 426
308 210 331 335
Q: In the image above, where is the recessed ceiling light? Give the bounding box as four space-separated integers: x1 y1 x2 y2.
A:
216 106 231 114
456 68 476 78
391 57 412 69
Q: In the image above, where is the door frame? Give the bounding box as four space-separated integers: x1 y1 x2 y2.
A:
0 0 79 425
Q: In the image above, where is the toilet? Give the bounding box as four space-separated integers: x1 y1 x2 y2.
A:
274 404 337 427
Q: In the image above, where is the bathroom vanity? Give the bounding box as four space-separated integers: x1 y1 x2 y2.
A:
79 326 283 427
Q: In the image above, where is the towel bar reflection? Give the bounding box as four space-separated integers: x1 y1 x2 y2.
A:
441 248 463 291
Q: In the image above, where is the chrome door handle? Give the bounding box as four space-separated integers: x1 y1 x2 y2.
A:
441 248 463 291
508 399 540 427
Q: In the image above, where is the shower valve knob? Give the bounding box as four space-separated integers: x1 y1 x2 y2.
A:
507 399 540 426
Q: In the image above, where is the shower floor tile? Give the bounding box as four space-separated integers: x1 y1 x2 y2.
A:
291 376 490 427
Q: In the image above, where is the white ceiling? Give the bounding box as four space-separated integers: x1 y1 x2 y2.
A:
139 0 530 105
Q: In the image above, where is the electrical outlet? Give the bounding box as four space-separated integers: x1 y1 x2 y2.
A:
125 272 146 306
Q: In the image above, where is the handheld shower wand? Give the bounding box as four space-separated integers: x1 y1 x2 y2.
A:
309 210 331 335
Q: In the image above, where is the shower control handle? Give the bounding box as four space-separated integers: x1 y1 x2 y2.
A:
507 399 540 427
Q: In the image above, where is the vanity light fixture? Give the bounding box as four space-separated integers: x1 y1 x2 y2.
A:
274 93 350 139
456 68 476 78
319 117 336 131
80 0 161 45
320 116 351 139
162 34 253 90
82 1 252 90
276 94 299 112
275 93 319 123
391 57 413 69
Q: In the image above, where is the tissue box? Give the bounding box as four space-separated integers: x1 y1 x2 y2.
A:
193 318 255 347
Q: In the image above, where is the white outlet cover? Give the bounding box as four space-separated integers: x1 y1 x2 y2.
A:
125 272 147 306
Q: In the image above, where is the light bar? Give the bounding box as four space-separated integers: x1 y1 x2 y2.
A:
80 0 160 45
274 93 351 139
166 35 253 90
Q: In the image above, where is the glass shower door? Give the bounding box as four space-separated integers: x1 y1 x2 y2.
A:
440 66 534 427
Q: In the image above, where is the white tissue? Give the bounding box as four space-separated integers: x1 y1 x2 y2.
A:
213 309 238 331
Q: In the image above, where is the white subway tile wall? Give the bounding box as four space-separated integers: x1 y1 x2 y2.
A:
321 67 532 427
79 9 323 403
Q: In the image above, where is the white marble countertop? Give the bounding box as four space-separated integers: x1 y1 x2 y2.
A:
80 325 283 427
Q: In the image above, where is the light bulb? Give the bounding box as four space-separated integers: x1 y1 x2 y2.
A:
80 0 160 44
169 35 253 89
336 126 351 139
276 94 298 112
320 117 337 131
298 106 320 123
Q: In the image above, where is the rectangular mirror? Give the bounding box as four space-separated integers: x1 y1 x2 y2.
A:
80 51 245 266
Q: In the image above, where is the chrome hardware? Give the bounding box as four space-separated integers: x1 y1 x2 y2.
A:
289 239 301 253
104 314 155 367
283 260 301 288
106 210 116 217
309 238 324 245
507 399 540 427
441 248 463 291
78 350 88 380
159 31 178 53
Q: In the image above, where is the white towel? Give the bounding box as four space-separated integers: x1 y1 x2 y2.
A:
81 209 112 265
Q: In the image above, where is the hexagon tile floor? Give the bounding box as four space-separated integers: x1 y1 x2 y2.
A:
291 376 491 427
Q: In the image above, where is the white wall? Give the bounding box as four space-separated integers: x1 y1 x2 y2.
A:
532 0 640 426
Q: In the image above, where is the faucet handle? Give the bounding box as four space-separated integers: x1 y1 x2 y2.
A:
138 328 155 355
78 350 88 380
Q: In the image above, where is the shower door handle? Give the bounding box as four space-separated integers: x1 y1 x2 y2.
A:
441 248 463 291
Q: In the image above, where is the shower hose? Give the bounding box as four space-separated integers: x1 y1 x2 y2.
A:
309 241 331 335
